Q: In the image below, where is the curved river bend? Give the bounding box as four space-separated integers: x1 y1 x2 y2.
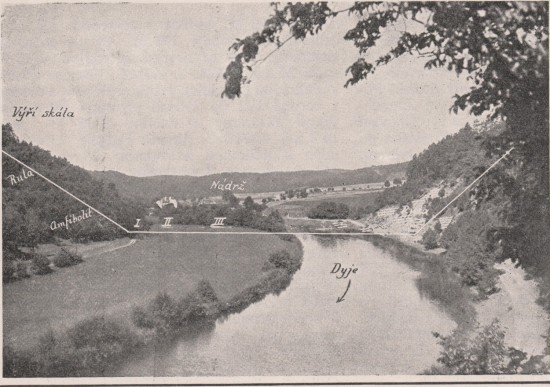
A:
117 235 455 376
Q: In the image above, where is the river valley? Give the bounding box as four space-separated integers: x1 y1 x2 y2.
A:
116 235 456 376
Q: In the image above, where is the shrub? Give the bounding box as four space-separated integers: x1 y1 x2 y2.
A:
180 281 221 322
430 319 548 375
195 280 219 304
421 229 439 250
53 248 83 268
141 292 183 335
132 281 221 336
440 210 502 299
307 202 350 219
3 345 38 377
263 249 302 274
68 316 138 351
278 234 294 242
13 261 29 279
31 254 53 275
3 261 15 283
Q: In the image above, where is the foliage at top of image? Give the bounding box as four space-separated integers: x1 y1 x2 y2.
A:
222 1 549 284
223 3 547 112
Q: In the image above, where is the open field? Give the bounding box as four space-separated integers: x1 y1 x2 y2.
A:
22 238 135 259
4 234 300 350
272 191 380 218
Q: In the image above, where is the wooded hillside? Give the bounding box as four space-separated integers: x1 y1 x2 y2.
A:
2 123 145 257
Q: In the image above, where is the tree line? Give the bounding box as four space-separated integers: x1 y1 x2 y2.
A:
2 123 147 278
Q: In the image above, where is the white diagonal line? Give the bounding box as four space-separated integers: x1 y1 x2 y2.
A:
2 149 130 233
414 147 514 236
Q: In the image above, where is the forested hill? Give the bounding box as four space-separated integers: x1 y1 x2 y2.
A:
2 123 144 254
90 162 407 202
366 120 506 213
406 120 506 187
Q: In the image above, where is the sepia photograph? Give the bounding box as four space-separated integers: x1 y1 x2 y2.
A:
1 1 549 383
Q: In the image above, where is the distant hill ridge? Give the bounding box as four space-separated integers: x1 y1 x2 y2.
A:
90 163 408 202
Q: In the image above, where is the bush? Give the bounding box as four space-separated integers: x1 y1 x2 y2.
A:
31 254 53 275
421 229 439 250
53 248 83 268
13 261 29 279
3 261 15 283
263 250 302 274
430 319 549 375
68 316 138 351
307 202 350 219
278 234 295 242
5 316 142 377
440 210 502 298
132 281 221 336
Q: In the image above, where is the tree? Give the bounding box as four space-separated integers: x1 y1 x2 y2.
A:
393 178 402 186
421 228 439 250
222 191 239 207
243 196 254 209
384 180 391 188
307 201 350 219
222 2 548 279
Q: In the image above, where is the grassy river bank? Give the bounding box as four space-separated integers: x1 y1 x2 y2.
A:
364 234 548 374
4 234 303 377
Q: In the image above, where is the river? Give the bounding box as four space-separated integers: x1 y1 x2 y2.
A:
117 235 455 376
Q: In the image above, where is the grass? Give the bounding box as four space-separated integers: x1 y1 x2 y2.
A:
273 191 379 217
4 233 301 351
4 236 304 377
294 192 379 208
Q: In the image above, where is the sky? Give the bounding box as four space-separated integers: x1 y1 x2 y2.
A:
2 2 475 177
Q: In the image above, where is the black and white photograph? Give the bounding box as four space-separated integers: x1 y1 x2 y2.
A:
1 1 549 383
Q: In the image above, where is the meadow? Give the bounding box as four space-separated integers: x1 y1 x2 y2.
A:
272 191 380 217
4 233 300 351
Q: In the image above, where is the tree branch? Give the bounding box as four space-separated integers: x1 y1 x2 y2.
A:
250 35 294 68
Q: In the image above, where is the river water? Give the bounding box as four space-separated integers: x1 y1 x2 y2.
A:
117 235 455 376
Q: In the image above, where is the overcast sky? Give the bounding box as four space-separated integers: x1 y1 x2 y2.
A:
2 3 474 177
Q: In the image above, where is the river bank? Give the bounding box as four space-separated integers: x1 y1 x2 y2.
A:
4 234 304 377
370 234 548 369
362 234 476 328
115 235 456 376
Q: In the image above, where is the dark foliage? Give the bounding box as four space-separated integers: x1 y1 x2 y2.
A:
90 162 408 203
53 248 83 268
307 201 350 219
31 253 53 275
440 210 502 299
428 320 548 375
4 317 141 377
221 1 549 304
131 280 221 337
421 229 439 250
2 123 147 255
172 201 286 232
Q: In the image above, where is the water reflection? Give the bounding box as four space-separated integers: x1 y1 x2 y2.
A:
311 234 353 249
117 236 455 376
